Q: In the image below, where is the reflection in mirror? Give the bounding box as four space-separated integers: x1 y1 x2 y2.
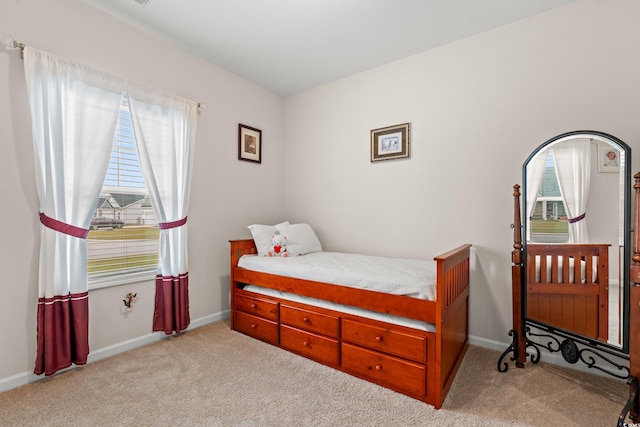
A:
524 131 630 351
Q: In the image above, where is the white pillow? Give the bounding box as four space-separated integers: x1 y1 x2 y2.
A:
276 223 323 256
248 221 289 256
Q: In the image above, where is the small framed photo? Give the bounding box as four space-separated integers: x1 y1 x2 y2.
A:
370 123 410 162
238 124 262 163
597 143 620 173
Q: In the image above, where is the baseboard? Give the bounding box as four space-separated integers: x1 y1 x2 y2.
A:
469 334 629 381
0 310 230 393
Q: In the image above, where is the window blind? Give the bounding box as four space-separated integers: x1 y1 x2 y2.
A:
87 96 159 289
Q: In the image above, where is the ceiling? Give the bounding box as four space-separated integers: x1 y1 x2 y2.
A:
82 0 576 97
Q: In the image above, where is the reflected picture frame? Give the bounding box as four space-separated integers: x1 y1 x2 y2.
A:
597 143 620 173
370 123 410 162
238 124 262 163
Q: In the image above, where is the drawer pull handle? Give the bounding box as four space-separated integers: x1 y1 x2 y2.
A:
251 303 257 309
375 364 383 371
374 335 383 342
303 317 310 323
303 341 309 347
250 324 257 329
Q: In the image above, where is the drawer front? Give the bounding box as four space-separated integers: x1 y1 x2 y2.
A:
234 311 279 345
280 305 340 338
342 319 426 363
281 325 339 366
236 294 279 321
341 342 425 398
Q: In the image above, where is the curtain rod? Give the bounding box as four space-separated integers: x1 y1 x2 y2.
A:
3 37 205 111
3 37 25 59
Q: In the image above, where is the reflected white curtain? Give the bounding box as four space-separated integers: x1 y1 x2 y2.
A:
128 93 197 334
526 151 549 242
551 138 592 243
618 149 626 246
24 47 122 375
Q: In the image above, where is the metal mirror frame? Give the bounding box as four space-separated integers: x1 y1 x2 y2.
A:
522 130 631 355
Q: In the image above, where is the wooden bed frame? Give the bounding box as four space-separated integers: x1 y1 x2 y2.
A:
229 239 471 409
526 243 609 342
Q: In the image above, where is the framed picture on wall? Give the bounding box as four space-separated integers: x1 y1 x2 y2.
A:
238 124 262 163
597 143 620 173
370 123 410 162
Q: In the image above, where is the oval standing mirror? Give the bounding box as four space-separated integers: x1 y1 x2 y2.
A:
523 130 631 353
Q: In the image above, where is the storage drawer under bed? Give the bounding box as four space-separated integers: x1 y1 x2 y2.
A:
280 304 340 338
280 325 339 366
341 342 426 398
234 310 279 345
341 318 427 364
235 293 279 321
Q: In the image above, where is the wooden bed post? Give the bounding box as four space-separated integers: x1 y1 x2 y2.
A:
229 239 259 330
628 172 640 422
511 184 527 367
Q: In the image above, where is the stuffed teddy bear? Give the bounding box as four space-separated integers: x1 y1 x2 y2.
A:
267 234 288 257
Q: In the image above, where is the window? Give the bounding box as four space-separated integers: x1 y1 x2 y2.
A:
87 95 158 289
530 153 569 243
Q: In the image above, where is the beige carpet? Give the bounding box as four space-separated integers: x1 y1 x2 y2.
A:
0 321 630 426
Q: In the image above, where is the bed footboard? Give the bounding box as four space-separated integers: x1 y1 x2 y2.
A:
526 243 609 341
434 244 472 406
436 244 472 312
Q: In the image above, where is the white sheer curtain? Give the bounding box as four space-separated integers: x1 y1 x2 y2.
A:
525 150 549 242
618 149 626 246
24 47 122 375
551 138 592 243
128 93 197 334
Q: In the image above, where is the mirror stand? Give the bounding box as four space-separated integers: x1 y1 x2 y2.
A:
499 176 640 426
497 184 527 371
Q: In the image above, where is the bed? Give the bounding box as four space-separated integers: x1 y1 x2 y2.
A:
229 225 471 409
525 243 609 342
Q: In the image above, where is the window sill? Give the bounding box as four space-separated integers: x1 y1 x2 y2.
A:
88 268 157 290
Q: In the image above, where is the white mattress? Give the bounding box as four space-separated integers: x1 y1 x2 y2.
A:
242 284 436 333
238 252 437 300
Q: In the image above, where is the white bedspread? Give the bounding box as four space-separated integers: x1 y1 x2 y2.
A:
238 251 436 300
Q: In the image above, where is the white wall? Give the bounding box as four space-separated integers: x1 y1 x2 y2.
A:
283 0 640 347
0 0 285 386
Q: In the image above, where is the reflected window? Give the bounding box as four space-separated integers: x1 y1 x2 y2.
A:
530 153 569 243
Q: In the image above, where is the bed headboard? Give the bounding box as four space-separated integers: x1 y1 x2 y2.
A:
229 239 257 269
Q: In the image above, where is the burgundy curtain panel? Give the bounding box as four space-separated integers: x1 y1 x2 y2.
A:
24 47 122 375
153 274 190 334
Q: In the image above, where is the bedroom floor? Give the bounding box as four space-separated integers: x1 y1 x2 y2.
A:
0 320 629 426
